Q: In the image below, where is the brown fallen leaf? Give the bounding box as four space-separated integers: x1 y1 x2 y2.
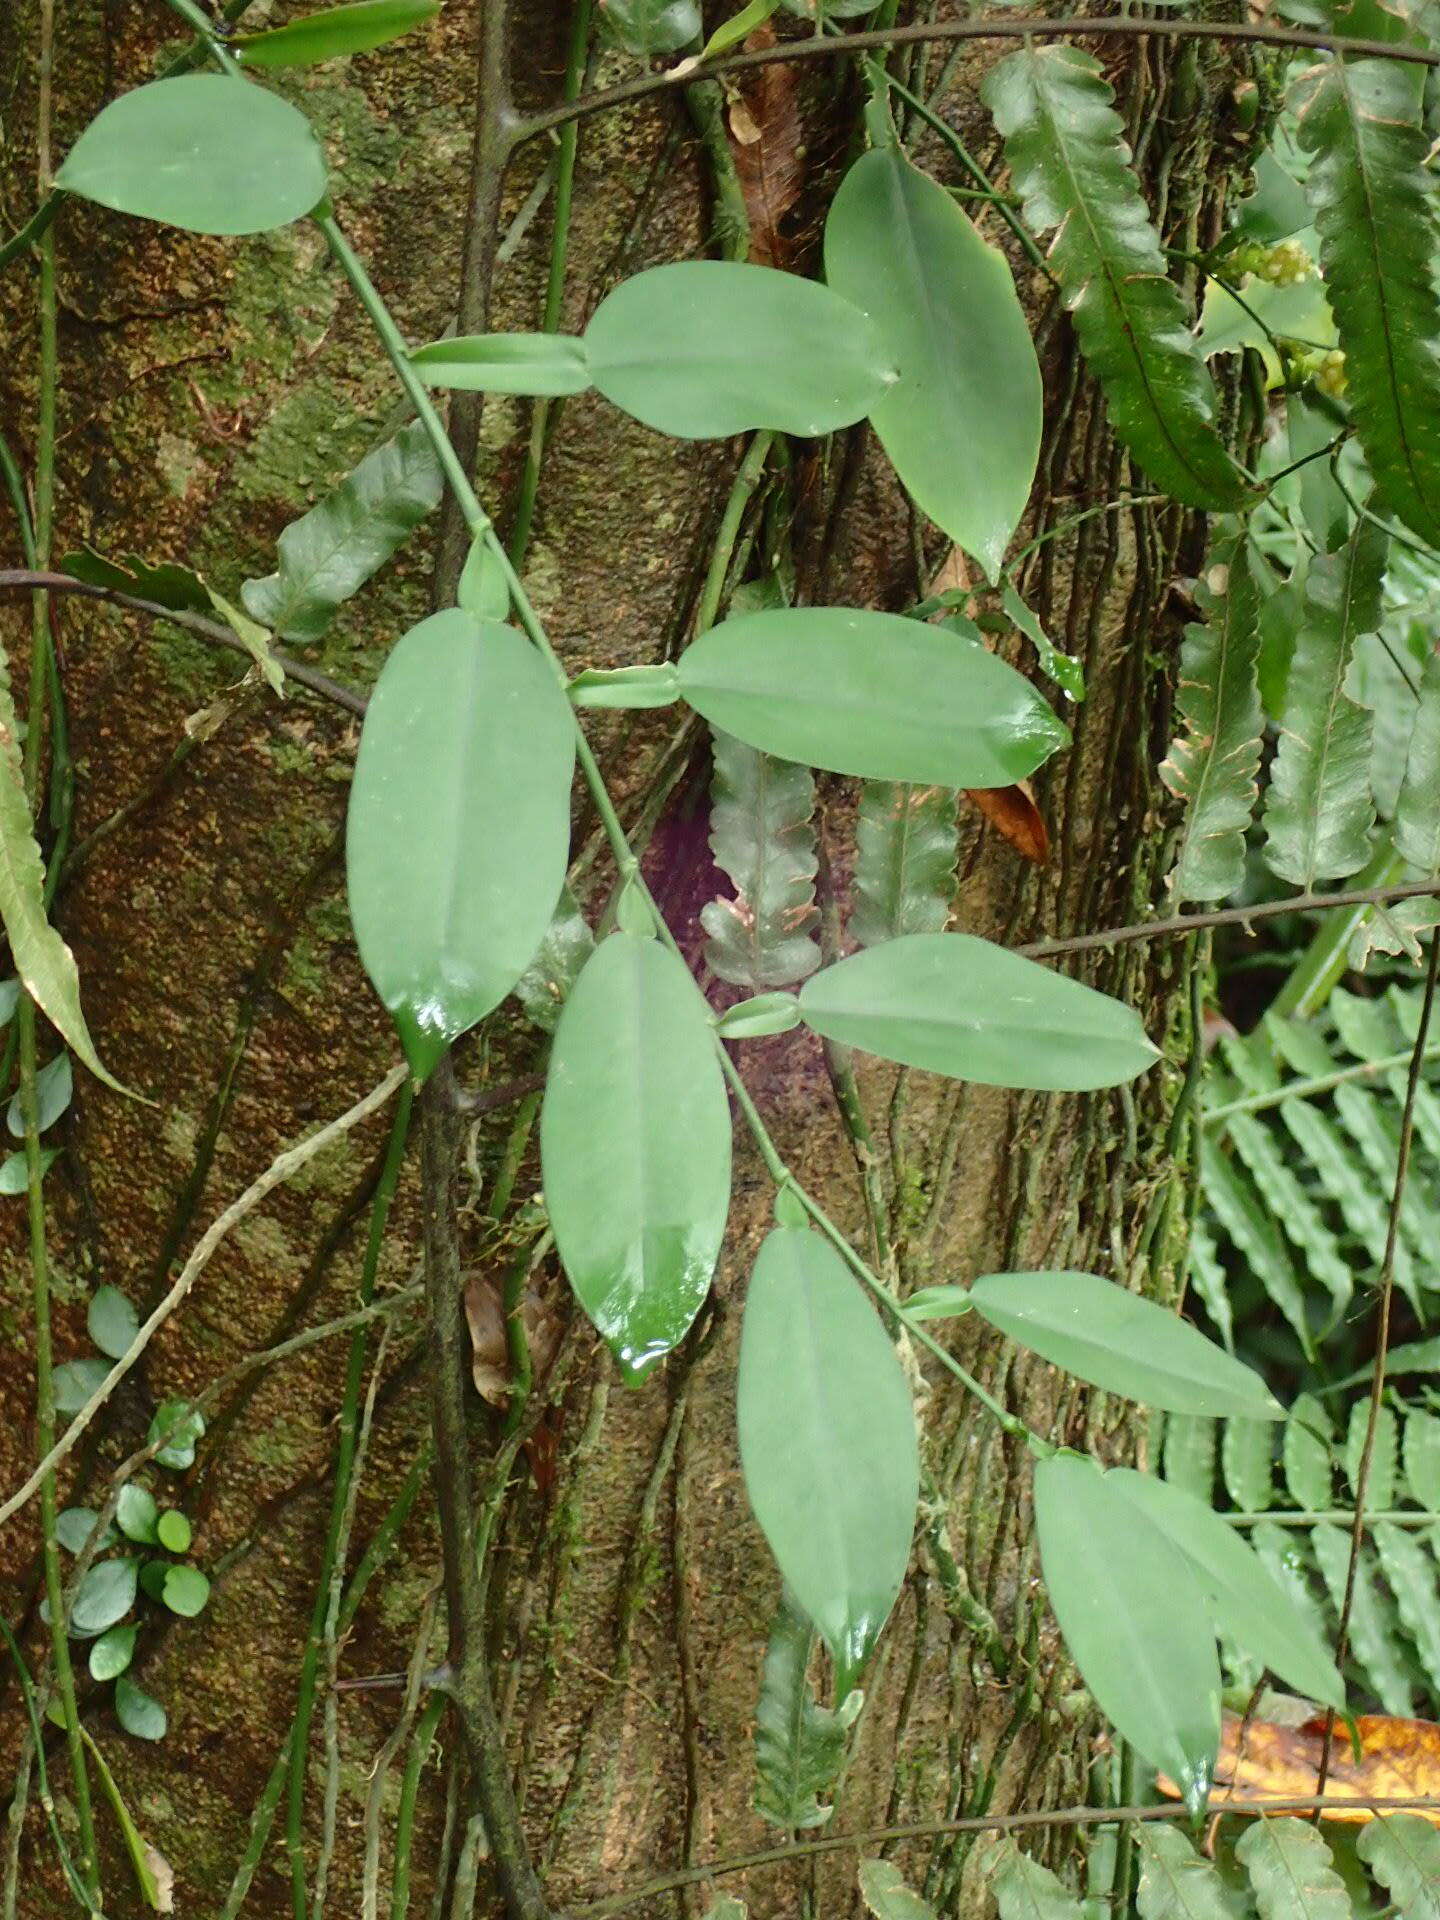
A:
727 24 805 269
964 782 1050 865
464 1272 561 1406
1156 1710 1440 1824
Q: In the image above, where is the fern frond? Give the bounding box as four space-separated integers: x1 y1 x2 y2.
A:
1357 1813 1440 1918
985 1841 1085 1920
1222 1420 1275 1514
1374 1523 1440 1696
702 732 821 989
1311 1522 1415 1714
753 1594 859 1829
1135 1824 1238 1920
1236 1816 1353 1920
852 782 957 948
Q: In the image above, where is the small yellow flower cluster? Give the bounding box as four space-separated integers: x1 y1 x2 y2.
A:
1228 237 1318 287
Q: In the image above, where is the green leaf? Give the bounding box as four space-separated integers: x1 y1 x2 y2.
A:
206 588 284 696
1033 1453 1219 1812
1310 1523 1413 1715
968 1271 1280 1418
984 1840 1085 1920
115 1486 159 1546
458 535 511 624
88 1286 139 1361
71 1559 138 1636
824 147 1041 579
409 333 591 396
61 546 209 612
1295 55 1440 546
1164 1414 1217 1503
1283 1395 1334 1511
1221 1419 1274 1514
1159 543 1264 903
1110 1469 1343 1706
568 665 681 709
737 1227 918 1694
852 782 957 949
700 0 781 59
241 421 443 643
1405 1409 1440 1509
1235 1817 1351 1920
346 611 576 1082
147 1400 204 1471
857 1859 937 1920
701 733 820 990
114 1674 167 1742
160 1566 209 1618
797 934 1158 1091
1001 585 1086 703
1343 1399 1397 1508
1373 1524 1440 1697
678 610 1068 790
56 76 327 236
6 1052 72 1137
1395 651 1440 876
56 1508 115 1555
982 45 1248 511
75 1730 169 1908
540 934 732 1381
1200 1137 1313 1361
88 1623 137 1683
900 1284 973 1323
138 1563 169 1606
0 1147 56 1193
155 1510 192 1555
54 1357 109 1415
233 0 438 66
596 0 701 55
584 263 892 440
1135 1823 1236 1920
1357 1814 1440 1918
513 887 594 1036
715 992 802 1039
753 1593 860 1830
1262 518 1384 888
1234 151 1314 246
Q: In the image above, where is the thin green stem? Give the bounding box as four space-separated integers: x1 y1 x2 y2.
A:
695 432 773 634
0 1620 98 1914
0 194 58 277
161 0 245 73
1205 1037 1440 1126
390 1694 447 1920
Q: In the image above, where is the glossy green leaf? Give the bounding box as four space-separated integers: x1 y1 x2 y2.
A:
458 535 511 624
700 0 781 59
985 1841 1085 1920
597 0 701 55
114 1674 167 1742
1034 1453 1219 1811
56 76 327 236
984 46 1247 510
115 1486 159 1546
715 992 802 1039
900 1284 973 1323
797 934 1158 1092
409 333 591 396
1135 1824 1235 1920
1236 1817 1350 1920
824 147 1041 579
857 1860 937 1920
233 0 438 66
752 1592 860 1830
585 263 892 439
1001 585 1085 703
1296 55 1440 546
71 1559 138 1636
161 1567 209 1618
1234 151 1313 246
852 782 957 949
156 1510 192 1555
969 1270 1281 1417
1263 517 1384 888
347 611 576 1081
1357 1814 1440 1918
62 547 209 613
1110 1469 1343 1705
541 934 731 1381
54 1358 109 1416
701 733 820 990
1160 542 1264 903
88 1623 137 1683
678 610 1068 790
737 1227 918 1694
513 887 594 1036
242 421 443 643
148 1400 204 1471
6 1052 72 1138
56 1508 115 1555
0 1147 56 1193
88 1286 139 1362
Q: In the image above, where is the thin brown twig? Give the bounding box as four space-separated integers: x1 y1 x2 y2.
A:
1314 928 1440 1802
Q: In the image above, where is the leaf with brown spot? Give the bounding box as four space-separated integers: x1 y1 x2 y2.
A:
964 782 1049 865
1157 1709 1440 1823
727 24 806 269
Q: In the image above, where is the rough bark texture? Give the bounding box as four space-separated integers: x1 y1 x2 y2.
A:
0 4 1256 1915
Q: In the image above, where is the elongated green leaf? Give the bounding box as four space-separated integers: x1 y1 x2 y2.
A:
1374 1524 1440 1697
1395 652 1440 876
1200 1138 1313 1360
1405 1409 1440 1509
1296 55 1440 546
0 648 122 1093
1135 1824 1236 1920
1001 585 1085 703
797 934 1158 1092
1310 1523 1413 1715
1160 543 1264 902
61 547 208 613
241 422 443 643
1034 1453 1220 1809
584 263 892 439
458 536 511 624
597 0 701 54
824 148 1040 579
753 1593 860 1830
678 610 1068 790
409 334 591 396
982 46 1248 511
1223 1108 1352 1332
1110 1470 1343 1705
1164 1413 1218 1505
89 1624 137 1684
984 1841 1085 1920
541 934 731 1381
737 1227 918 1694
716 993 801 1039
56 76 327 236
1358 1814 1440 1918
969 1271 1281 1418
1235 1817 1351 1920
701 0 781 59
857 1860 937 1920
1221 1419 1274 1514
901 1284 973 1322
233 0 438 66
346 611 575 1081
1263 518 1384 887
1284 1394 1334 1511
701 733 821 989
852 783 957 949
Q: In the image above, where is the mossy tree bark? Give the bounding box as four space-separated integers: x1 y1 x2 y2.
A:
0 4 1256 1914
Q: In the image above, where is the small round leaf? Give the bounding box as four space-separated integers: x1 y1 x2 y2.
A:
114 1674 167 1741
116 1485 160 1545
87 1285 139 1360
54 1356 109 1415
148 1399 204 1470
71 1559 139 1636
156 1510 193 1555
89 1624 137 1683
161 1567 210 1619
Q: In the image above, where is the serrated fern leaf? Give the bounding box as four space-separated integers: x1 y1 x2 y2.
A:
857 1860 937 1920
1160 542 1264 902
1225 1111 1352 1330
984 1840 1085 1920
1252 1521 1335 1654
982 45 1249 510
1222 1420 1274 1514
852 782 958 948
1374 1524 1440 1696
1404 1409 1440 1509
1311 1522 1415 1713
753 1594 859 1830
1295 55 1440 547
1358 1813 1440 1918
1344 1401 1399 1510
1135 1823 1236 1920
1263 518 1385 888
1188 1220 1234 1353
1163 1413 1218 1503
1397 654 1440 875
1285 1395 1335 1511
702 732 821 989
1236 1816 1353 1920
1201 1139 1314 1357
241 421 443 642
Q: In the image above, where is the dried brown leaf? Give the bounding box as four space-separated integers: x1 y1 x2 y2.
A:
1156 1709 1440 1824
464 1272 561 1406
727 25 805 269
964 782 1050 864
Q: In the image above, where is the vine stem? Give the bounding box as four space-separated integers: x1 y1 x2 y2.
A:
1314 928 1440 1803
1203 1035 1440 1125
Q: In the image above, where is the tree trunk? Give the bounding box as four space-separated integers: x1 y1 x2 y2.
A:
0 4 1254 1915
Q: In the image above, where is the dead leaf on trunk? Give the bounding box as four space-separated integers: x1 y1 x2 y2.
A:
1156 1710 1440 1823
963 782 1049 865
464 1271 561 1406
726 24 805 269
